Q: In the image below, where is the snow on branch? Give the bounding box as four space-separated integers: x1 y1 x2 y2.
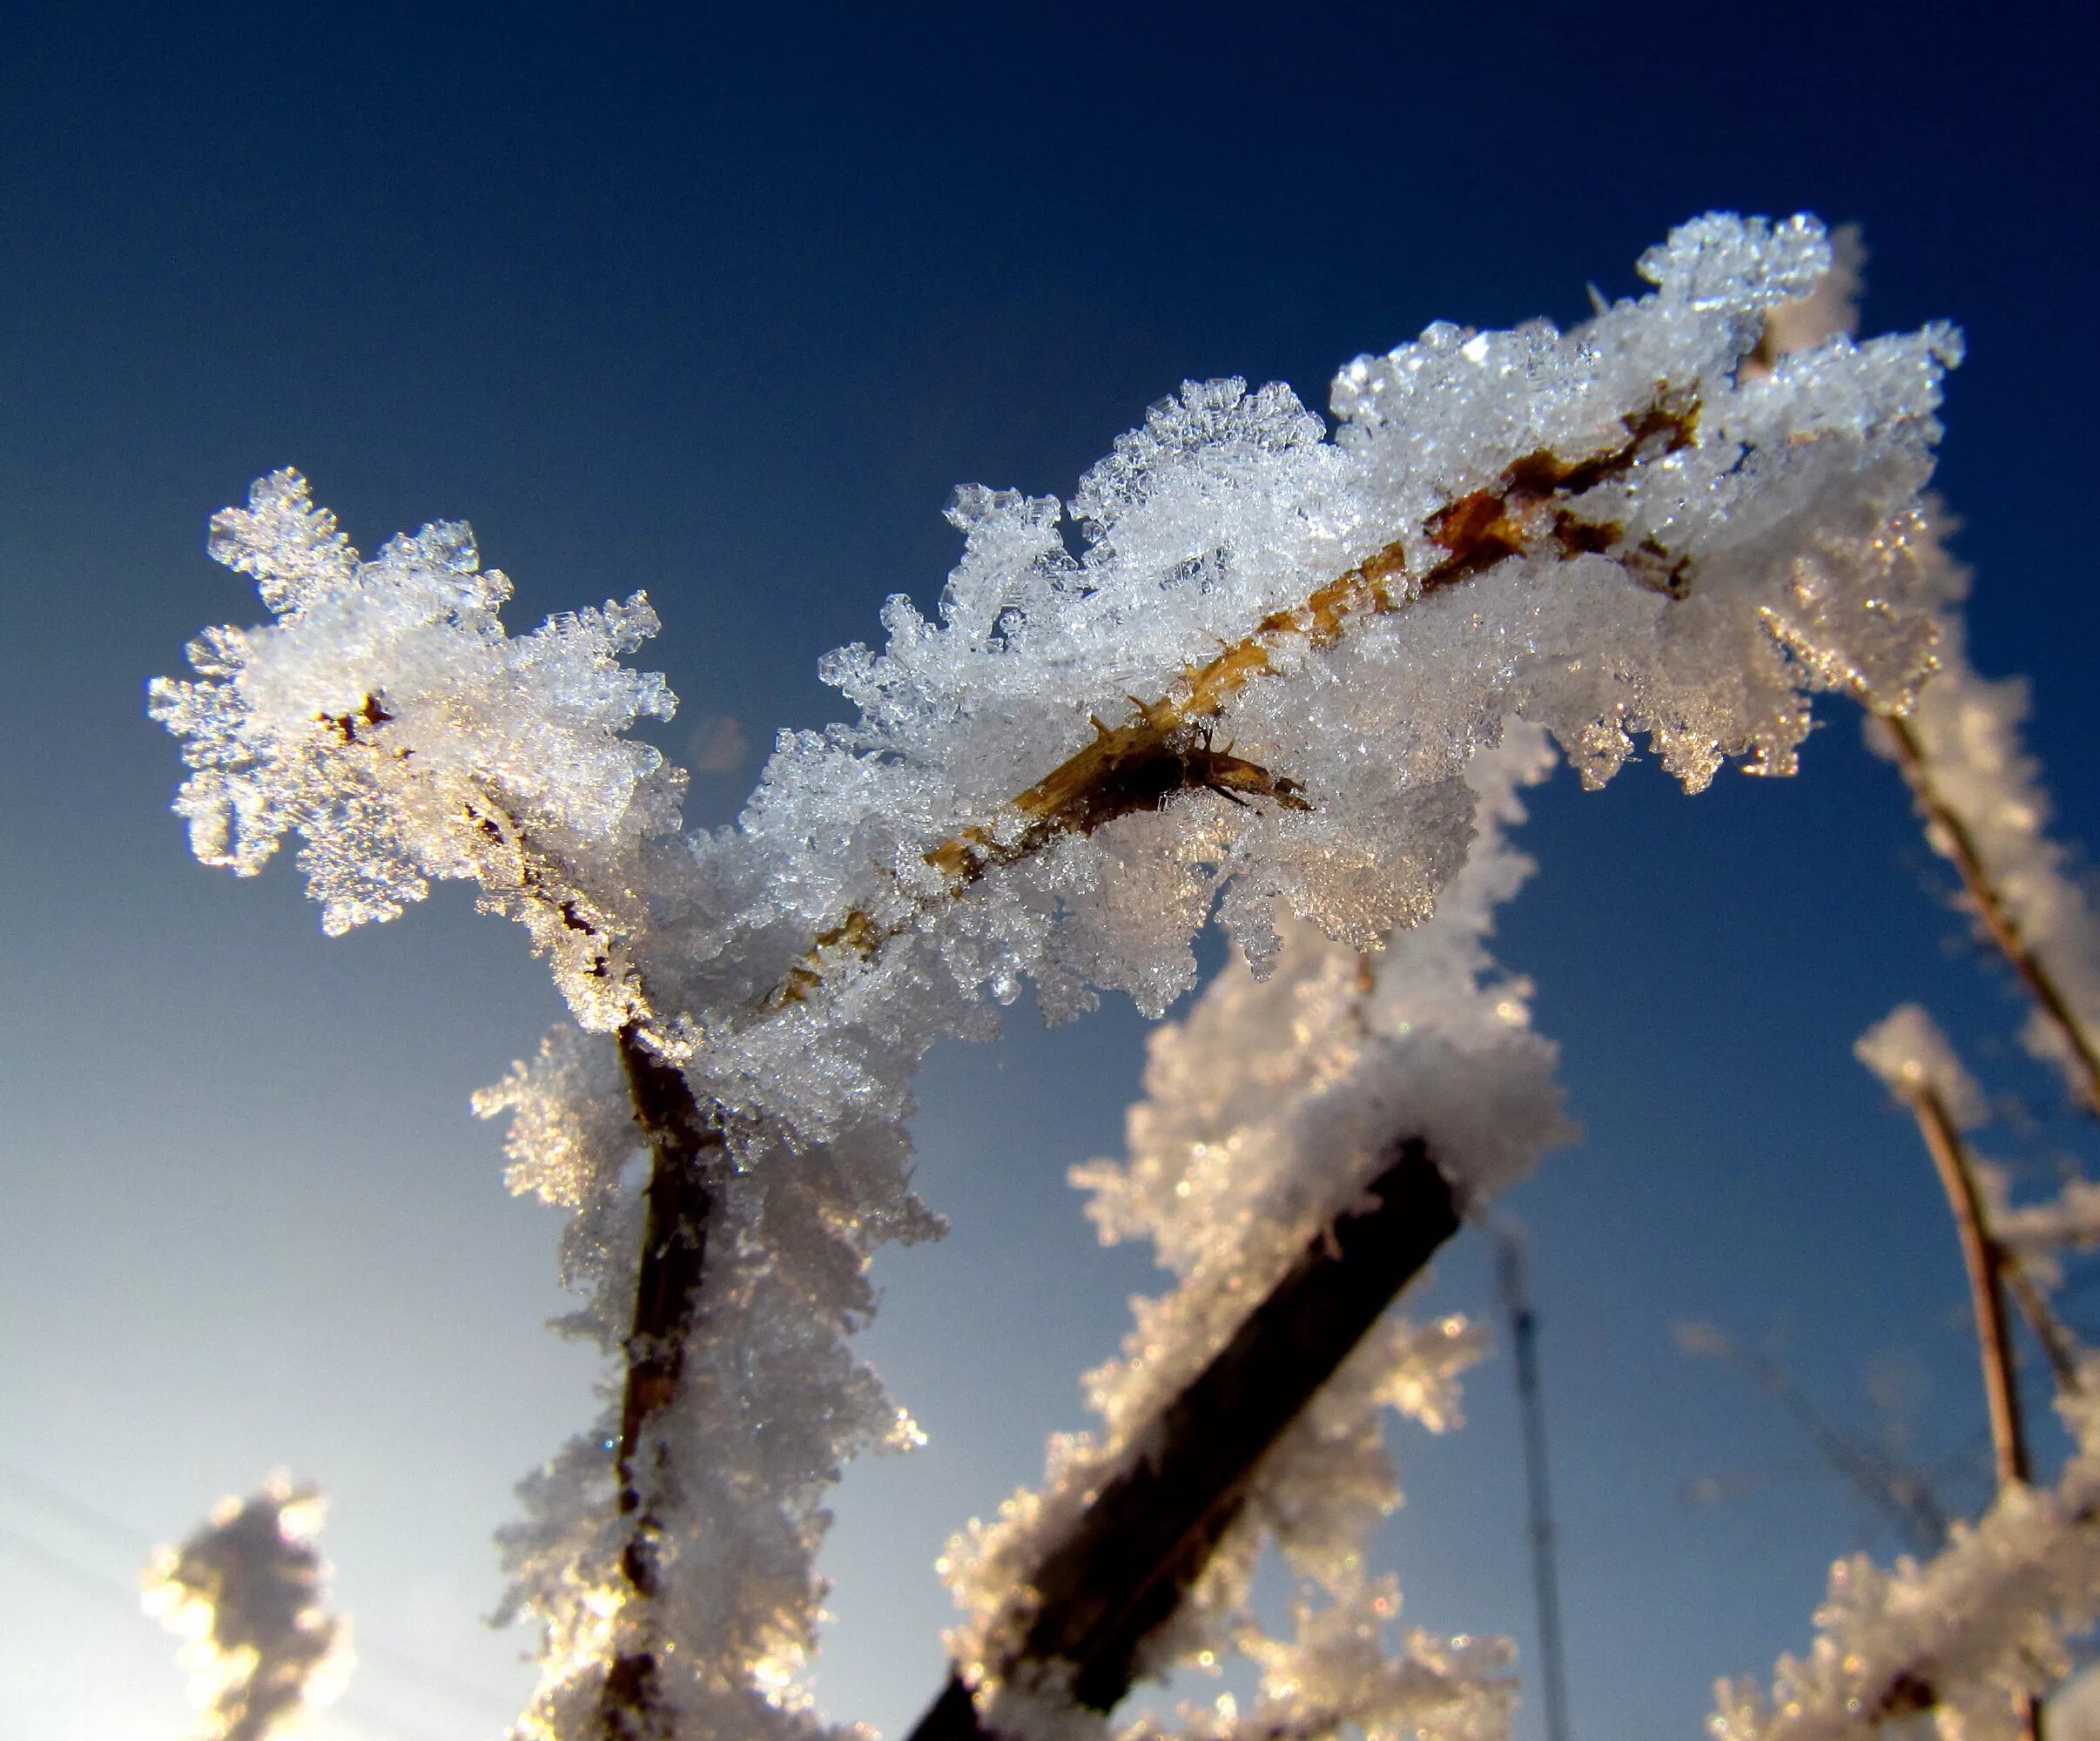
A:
924 730 1564 1741
1713 1363 2100 1741
1861 524 2100 1112
142 1475 349 1741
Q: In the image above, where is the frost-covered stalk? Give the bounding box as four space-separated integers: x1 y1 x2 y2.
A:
1859 1006 2031 1490
143 1476 349 1741
159 214 1962 1741
928 730 1565 1741
1713 1367 2100 1741
1878 713 2100 1114
1733 1005 2084 1741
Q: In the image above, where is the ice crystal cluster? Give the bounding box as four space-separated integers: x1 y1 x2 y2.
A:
142 1477 348 1741
941 729 1562 1741
156 213 1979 1740
148 479 683 1028
1713 1361 2100 1741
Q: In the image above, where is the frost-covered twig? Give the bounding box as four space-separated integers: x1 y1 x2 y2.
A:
1859 1005 2045 1741
912 1135 1461 1741
1859 1006 2030 1487
930 729 1565 1741
143 1476 349 1741
1713 1368 2100 1741
1878 714 2100 1113
597 1029 729 1738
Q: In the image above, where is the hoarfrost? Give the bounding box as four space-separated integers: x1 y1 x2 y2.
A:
939 727 1562 1735
1713 1361 2100 1741
1862 533 2100 1106
150 469 685 1028
142 1476 350 1741
1855 1003 1990 1130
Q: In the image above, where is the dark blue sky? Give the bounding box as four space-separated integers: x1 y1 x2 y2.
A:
4 5 2099 1739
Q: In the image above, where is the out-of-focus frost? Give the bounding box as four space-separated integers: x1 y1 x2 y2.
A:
143 1476 349 1741
1856 1003 1989 1129
1713 1361 2100 1741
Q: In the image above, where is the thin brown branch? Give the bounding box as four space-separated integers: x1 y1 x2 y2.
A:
596 1025 724 1741
2005 1260 2084 1395
1883 713 2100 1113
777 393 1700 1007
1913 1084 2029 1486
1909 1081 2043 1741
906 1134 1464 1741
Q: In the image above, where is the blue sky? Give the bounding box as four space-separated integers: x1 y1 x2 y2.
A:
3 4 2099 1738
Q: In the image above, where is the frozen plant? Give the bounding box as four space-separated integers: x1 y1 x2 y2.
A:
142 1475 350 1741
938 728 1562 1741
157 212 1969 1741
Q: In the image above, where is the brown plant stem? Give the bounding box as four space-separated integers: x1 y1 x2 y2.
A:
1908 1080 2043 1741
596 1025 724 1741
2005 1261 2083 1395
1912 1084 2029 1487
1882 712 2100 1113
906 1134 1463 1741
776 393 1700 1008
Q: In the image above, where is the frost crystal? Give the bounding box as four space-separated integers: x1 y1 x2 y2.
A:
940 728 1562 1736
143 1476 350 1741
151 470 684 1027
1713 1362 2100 1741
1855 1003 1989 1129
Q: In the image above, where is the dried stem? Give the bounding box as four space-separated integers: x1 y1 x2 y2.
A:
1882 713 2100 1113
777 393 1700 1007
906 1134 1464 1741
2005 1261 2083 1395
1908 1081 2043 1741
597 1025 724 1741
1913 1085 2029 1485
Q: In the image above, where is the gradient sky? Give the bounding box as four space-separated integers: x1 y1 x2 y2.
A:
5 5 2100 1739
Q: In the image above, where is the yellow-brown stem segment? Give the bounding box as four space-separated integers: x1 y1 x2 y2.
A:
1883 712 2100 1114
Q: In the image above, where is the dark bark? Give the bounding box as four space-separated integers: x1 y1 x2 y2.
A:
907 1134 1462 1741
597 1025 724 1741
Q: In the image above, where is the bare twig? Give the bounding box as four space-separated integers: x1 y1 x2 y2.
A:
1882 713 2100 1113
906 1134 1464 1741
1678 1324 1949 1555
2005 1262 2084 1395
1908 1080 2043 1741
